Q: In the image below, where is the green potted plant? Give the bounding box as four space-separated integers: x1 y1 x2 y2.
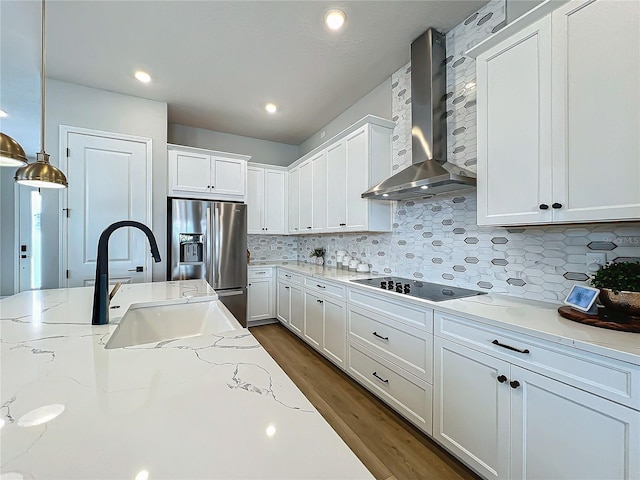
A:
309 247 326 266
590 261 640 315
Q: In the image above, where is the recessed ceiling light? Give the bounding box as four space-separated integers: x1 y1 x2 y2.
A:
134 70 151 83
420 185 429 190
382 193 389 197
265 103 277 114
325 9 346 30
0 110 7 118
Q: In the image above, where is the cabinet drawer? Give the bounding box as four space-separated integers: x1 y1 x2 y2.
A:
349 305 432 383
435 311 640 410
277 269 303 285
248 267 273 279
304 277 346 300
348 287 433 332
348 341 432 435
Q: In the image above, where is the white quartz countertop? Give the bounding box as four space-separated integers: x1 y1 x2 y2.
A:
275 263 640 365
0 280 372 479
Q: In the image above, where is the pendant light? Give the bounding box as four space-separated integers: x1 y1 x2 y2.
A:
0 132 28 167
14 0 68 189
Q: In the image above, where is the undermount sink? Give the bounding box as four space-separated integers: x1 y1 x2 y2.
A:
105 301 242 349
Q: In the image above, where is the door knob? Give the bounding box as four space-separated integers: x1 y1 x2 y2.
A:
552 202 563 209
510 380 520 389
497 375 507 384
539 204 549 210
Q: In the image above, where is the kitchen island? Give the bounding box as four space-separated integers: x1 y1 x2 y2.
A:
0 280 373 479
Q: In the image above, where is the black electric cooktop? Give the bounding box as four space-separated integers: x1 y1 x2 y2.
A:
350 276 486 302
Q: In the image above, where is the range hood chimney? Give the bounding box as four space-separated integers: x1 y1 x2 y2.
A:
362 28 476 201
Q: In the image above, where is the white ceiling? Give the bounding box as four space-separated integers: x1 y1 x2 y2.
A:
1 0 487 157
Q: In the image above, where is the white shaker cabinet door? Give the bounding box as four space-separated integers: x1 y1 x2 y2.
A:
311 151 328 231
550 0 640 222
298 160 313 232
247 278 273 322
433 336 510 480
510 365 640 480
276 280 291 325
288 167 300 234
289 284 304 336
304 291 323 350
264 169 286 234
322 299 346 369
212 156 246 197
345 126 369 230
170 149 211 194
326 140 347 231
476 17 553 226
247 166 265 234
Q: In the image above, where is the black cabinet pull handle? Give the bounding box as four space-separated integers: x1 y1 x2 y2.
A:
539 204 549 210
492 339 530 354
497 375 508 383
510 380 520 389
285 286 290 290
339 223 346 226
316 284 326 289
316 299 323 304
372 372 389 384
285 274 291 278
372 331 389 341
552 202 562 209
307 226 312 229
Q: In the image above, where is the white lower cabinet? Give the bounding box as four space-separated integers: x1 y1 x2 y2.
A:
434 312 640 480
303 290 347 368
247 267 275 323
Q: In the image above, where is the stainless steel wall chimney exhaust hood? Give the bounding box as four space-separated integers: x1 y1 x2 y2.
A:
362 28 476 201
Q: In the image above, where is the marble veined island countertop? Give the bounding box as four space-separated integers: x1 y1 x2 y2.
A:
0 280 372 479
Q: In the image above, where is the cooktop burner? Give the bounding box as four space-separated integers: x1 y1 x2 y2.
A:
350 276 486 302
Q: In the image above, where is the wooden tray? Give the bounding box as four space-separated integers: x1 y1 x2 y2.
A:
558 306 640 333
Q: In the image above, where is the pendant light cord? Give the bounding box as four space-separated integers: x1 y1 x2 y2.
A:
40 0 46 154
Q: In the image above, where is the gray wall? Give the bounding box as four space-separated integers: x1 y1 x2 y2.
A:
0 169 16 296
40 79 168 288
168 124 299 167
298 78 392 157
506 0 544 23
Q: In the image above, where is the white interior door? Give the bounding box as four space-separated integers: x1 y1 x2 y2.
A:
63 129 151 287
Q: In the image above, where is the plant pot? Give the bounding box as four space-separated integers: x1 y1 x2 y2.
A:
599 288 640 315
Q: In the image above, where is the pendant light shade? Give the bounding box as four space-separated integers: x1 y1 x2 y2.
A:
14 0 68 189
0 132 28 167
14 152 67 188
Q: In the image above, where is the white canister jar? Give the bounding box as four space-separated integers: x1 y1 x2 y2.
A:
349 259 359 271
336 255 344 266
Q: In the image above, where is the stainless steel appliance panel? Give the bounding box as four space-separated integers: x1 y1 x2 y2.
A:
211 202 247 290
216 288 247 327
168 198 210 282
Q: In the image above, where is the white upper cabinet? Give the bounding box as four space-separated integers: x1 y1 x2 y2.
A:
247 164 286 234
473 0 640 226
288 168 300 234
288 115 394 235
168 144 249 202
550 0 640 223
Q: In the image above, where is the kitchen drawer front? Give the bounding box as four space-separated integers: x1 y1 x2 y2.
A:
277 269 303 285
435 311 640 410
348 287 433 332
348 305 432 383
348 341 432 435
304 277 346 300
248 267 273 279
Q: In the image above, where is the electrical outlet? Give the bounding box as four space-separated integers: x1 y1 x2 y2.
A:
586 252 607 272
270 244 276 251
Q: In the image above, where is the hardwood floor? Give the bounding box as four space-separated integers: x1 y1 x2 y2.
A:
250 323 480 480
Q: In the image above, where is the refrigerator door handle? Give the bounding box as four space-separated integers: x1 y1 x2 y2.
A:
213 204 221 288
206 206 213 287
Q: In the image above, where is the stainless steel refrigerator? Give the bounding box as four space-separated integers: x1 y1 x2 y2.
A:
167 198 247 326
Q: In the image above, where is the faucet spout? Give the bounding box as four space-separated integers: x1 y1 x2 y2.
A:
91 221 161 325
